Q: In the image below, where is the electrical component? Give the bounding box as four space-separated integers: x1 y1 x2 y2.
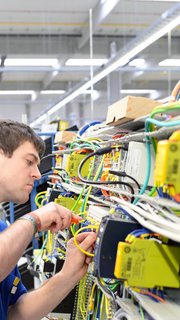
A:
78 147 135 198
54 196 83 214
154 139 180 196
88 205 110 222
66 153 92 179
114 238 180 288
94 215 139 278
125 141 155 186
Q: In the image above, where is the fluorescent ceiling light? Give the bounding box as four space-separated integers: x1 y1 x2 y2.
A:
120 89 157 94
158 59 180 66
65 58 108 66
120 89 159 99
30 5 180 127
128 59 146 67
40 90 66 95
150 0 179 2
0 90 35 95
4 58 59 67
40 89 99 100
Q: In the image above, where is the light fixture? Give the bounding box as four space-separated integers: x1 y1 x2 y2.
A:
120 89 159 99
0 90 35 95
30 4 180 127
120 89 157 94
4 58 59 67
128 59 146 67
40 90 66 95
65 58 108 66
159 59 180 66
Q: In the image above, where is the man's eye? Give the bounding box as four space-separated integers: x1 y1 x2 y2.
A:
26 160 33 166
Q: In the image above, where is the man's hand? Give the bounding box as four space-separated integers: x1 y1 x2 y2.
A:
61 232 97 283
31 202 81 233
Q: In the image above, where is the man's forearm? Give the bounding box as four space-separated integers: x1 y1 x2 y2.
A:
8 270 78 320
0 220 34 281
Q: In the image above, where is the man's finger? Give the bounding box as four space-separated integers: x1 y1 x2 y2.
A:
76 232 97 252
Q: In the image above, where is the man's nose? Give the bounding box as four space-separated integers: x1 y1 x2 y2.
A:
32 166 41 180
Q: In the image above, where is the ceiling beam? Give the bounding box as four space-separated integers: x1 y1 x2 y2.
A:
78 0 121 49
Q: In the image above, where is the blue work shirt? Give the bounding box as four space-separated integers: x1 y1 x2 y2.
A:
0 221 27 319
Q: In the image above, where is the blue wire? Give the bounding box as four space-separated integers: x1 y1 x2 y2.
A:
96 290 102 320
133 117 180 205
146 118 180 128
157 187 172 200
116 206 136 220
78 121 101 136
133 130 151 204
129 228 151 237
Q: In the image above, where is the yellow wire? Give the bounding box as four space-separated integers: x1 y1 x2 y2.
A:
76 276 88 320
35 191 47 199
57 247 66 255
90 282 96 299
83 155 105 211
105 296 109 316
100 294 105 319
35 191 47 207
74 225 98 257
46 230 53 255
88 282 96 313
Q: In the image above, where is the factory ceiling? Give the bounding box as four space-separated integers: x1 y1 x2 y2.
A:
0 0 179 127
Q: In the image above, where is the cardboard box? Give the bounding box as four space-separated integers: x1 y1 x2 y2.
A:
106 96 161 126
54 131 76 143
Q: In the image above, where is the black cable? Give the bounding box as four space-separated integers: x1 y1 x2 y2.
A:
78 147 134 200
78 146 125 179
109 170 141 190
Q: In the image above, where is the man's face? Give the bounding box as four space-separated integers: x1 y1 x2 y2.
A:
0 141 41 203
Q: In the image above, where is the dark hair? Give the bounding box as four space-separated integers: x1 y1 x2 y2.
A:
0 120 45 158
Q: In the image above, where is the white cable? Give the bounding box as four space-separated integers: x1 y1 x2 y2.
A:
136 202 180 231
110 196 180 242
136 204 180 232
138 202 180 225
151 203 180 223
110 196 180 233
81 184 180 210
98 125 180 146
111 197 180 232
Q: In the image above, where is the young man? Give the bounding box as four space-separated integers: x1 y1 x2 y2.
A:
0 120 96 320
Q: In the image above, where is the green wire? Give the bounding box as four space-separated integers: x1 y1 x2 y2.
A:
139 305 145 320
150 105 180 119
146 104 180 197
133 113 180 204
82 154 105 211
33 233 48 264
148 186 156 197
149 105 180 151
70 138 100 152
69 138 98 232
